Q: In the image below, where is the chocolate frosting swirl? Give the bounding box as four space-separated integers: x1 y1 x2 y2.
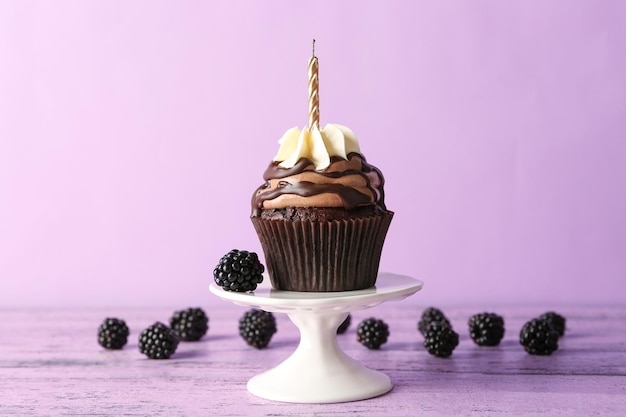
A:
251 152 387 217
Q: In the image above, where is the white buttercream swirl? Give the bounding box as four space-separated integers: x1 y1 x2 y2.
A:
274 123 361 170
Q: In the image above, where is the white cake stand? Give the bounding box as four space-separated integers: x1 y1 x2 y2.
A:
209 272 423 403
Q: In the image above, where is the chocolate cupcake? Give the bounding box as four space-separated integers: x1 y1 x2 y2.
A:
251 123 392 292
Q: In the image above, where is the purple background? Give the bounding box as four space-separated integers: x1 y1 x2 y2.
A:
1 1 625 308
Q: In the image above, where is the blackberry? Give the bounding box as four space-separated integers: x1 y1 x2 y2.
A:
170 307 209 341
423 321 459 358
519 318 559 355
138 322 179 359
97 318 129 350
538 311 566 337
468 312 505 346
239 309 277 349
214 249 265 292
357 318 389 349
337 314 351 334
418 307 451 336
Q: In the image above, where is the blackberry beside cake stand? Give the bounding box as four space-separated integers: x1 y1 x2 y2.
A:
209 272 423 403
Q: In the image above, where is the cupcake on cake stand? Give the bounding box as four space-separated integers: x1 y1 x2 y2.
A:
210 272 422 403
213 41 421 403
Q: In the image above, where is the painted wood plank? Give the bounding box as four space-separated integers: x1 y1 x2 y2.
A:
1 303 625 416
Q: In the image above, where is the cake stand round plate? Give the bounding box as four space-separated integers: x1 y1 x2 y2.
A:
209 272 423 403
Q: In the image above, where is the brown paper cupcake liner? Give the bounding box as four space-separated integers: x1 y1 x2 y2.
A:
251 212 393 292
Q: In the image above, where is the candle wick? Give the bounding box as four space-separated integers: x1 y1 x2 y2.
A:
312 39 316 57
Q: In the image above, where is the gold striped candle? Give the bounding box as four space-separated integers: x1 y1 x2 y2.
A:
308 39 319 129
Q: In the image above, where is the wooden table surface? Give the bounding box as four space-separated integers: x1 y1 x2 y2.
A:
1 300 625 416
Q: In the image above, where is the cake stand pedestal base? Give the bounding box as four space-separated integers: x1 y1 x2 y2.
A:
210 272 423 404
248 311 391 403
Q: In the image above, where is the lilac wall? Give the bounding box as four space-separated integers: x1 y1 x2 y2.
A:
1 1 625 307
